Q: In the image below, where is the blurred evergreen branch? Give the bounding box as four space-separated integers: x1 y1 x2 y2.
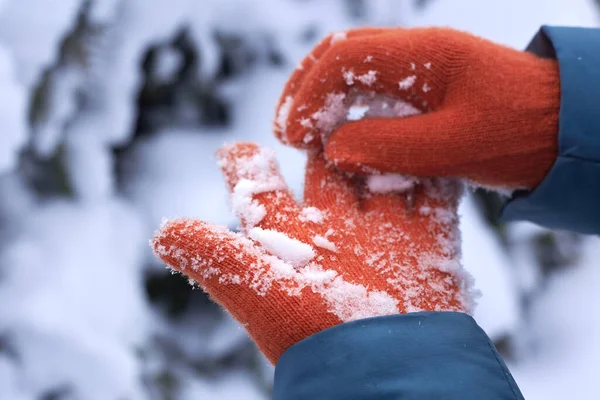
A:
24 1 107 198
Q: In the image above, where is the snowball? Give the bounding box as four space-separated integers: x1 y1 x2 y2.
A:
248 227 315 267
367 174 418 193
311 92 347 133
398 75 417 90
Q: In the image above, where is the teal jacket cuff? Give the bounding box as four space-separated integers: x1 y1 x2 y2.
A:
501 26 600 234
273 312 524 400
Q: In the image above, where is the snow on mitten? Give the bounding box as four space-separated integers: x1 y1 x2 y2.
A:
151 142 475 364
274 27 560 190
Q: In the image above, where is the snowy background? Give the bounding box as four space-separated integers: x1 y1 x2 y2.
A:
0 0 598 399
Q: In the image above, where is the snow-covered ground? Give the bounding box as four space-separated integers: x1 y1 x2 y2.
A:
0 0 598 399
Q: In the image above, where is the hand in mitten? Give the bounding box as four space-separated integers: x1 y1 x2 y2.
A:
275 27 560 190
151 142 473 364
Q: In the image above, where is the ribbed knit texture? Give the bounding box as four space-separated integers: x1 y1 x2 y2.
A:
275 27 560 189
151 142 470 364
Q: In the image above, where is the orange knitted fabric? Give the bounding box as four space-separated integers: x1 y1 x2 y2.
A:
152 142 474 364
274 27 560 190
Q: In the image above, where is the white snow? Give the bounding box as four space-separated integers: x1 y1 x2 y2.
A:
311 91 347 134
275 95 293 137
231 179 269 227
0 199 148 400
367 174 418 193
249 227 316 267
0 44 26 174
218 146 288 228
342 68 355 85
312 235 338 252
356 70 378 86
299 206 324 223
398 75 417 90
330 31 347 44
318 276 399 321
346 104 370 121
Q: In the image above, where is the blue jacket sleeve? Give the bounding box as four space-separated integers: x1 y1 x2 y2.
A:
501 26 600 234
273 312 524 399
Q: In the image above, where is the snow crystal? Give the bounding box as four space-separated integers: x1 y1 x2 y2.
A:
422 83 431 93
156 218 403 323
353 245 363 256
356 70 377 86
275 95 293 136
410 62 416 70
346 104 370 121
430 206 458 226
303 131 315 144
311 92 347 134
299 207 324 223
153 46 183 83
318 276 399 321
348 92 421 119
218 147 287 228
330 31 347 44
342 68 355 85
248 227 315 267
398 75 417 90
424 62 432 69
364 56 373 63
313 235 338 252
367 174 418 193
300 264 338 284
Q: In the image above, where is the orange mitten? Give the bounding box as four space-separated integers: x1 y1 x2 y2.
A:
275 27 560 190
151 142 474 364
